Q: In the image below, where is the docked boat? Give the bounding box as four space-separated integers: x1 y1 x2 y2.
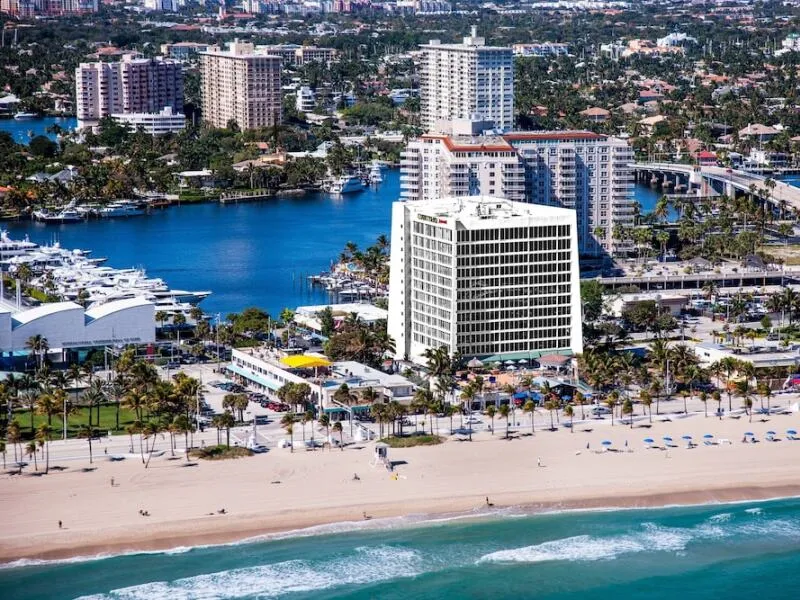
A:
368 162 383 185
13 112 36 120
326 175 365 195
32 200 84 224
97 201 146 218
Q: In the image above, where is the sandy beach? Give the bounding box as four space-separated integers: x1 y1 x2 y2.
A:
2 412 800 564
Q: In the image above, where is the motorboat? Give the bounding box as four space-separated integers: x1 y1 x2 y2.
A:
32 200 84 224
13 112 36 120
325 175 365 195
97 201 146 218
368 162 383 185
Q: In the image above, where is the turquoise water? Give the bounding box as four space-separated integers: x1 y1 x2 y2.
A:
1 498 799 599
0 116 76 144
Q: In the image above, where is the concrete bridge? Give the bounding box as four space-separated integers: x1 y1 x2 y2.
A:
633 162 800 212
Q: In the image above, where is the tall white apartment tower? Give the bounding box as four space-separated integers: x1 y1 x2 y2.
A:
200 40 282 130
388 196 583 364
419 27 514 133
400 131 635 256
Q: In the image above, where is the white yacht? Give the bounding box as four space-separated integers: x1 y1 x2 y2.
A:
32 200 84 224
97 201 146 218
368 162 383 185
0 231 38 260
13 112 36 120
0 233 212 311
326 175 365 195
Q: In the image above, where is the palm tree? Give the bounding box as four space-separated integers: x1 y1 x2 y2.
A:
564 404 575 432
36 424 52 474
719 356 739 412
25 334 49 370
574 391 586 420
219 411 235 448
700 391 708 417
498 404 510 439
7 420 21 464
172 414 192 461
77 423 93 464
155 310 169 333
281 412 296 452
606 393 617 426
522 399 536 434
25 440 38 472
640 390 653 423
332 420 344 450
318 414 331 449
712 390 722 419
485 404 496 435
621 399 634 428
35 392 59 427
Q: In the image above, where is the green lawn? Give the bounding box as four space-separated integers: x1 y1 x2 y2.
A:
8 405 139 439
380 434 444 448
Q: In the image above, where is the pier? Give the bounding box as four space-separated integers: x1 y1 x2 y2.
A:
219 189 274 204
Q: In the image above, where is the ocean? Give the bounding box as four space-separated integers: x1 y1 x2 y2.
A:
1 497 799 599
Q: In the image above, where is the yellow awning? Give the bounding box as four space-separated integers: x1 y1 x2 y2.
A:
280 355 332 369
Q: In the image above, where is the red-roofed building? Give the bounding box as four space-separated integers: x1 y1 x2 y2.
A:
400 129 634 256
696 150 718 166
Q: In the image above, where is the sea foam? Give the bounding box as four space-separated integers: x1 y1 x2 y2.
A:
73 545 424 600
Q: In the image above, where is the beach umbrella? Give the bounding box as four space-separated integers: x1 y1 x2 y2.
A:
506 365 517 371
662 436 673 441
682 435 692 440
601 440 613 446
518 359 528 364
744 432 754 437
467 357 484 369
787 429 797 435
703 434 714 439
643 438 654 444
766 431 776 436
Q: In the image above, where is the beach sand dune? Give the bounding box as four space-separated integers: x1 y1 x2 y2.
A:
2 415 800 563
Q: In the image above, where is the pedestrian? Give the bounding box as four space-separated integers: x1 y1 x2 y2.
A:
110 477 115 487
586 442 590 450
58 520 62 529
104 447 108 455
537 457 542 467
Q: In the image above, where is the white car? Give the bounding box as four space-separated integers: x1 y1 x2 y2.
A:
249 444 268 454
591 406 612 415
465 417 483 424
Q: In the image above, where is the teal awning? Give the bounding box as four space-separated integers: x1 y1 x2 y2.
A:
481 349 573 363
226 363 280 391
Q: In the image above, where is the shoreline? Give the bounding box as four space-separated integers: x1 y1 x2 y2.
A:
4 483 799 566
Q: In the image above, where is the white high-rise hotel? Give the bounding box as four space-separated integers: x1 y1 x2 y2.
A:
388 196 582 363
400 131 635 256
420 27 514 133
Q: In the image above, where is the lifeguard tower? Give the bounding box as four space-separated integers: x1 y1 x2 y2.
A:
371 442 391 471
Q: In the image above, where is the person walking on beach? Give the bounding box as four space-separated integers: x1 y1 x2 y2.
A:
537 457 542 467
110 477 115 487
58 520 62 529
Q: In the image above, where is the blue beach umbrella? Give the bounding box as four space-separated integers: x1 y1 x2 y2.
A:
643 438 654 444
703 434 714 439
663 436 673 442
601 440 613 446
787 429 797 435
682 435 692 440
766 431 776 436
744 432 754 437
